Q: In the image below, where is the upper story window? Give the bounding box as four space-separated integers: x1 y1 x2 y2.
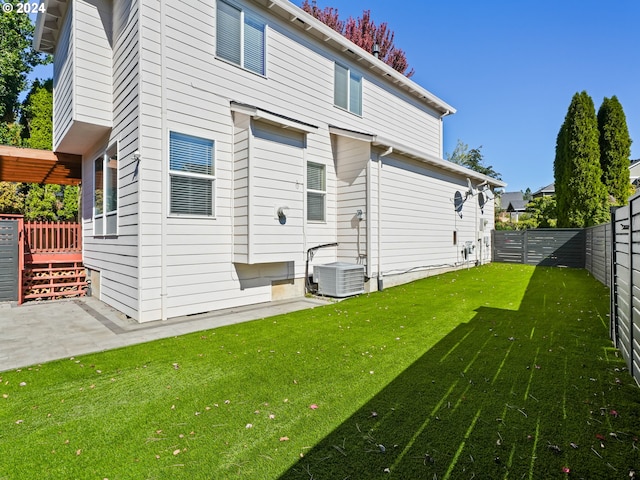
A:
216 0 266 75
94 143 118 236
169 132 216 217
334 63 362 116
307 162 326 222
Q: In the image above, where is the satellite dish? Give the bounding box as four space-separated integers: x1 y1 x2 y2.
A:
478 192 486 213
454 191 464 218
466 178 477 198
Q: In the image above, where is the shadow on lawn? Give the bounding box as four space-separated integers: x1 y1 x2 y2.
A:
278 267 637 479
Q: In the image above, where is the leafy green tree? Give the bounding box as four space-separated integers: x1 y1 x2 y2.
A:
446 139 502 180
24 184 59 221
598 96 632 205
0 1 49 124
20 78 53 149
58 185 79 221
524 196 557 228
0 122 22 146
0 182 25 214
523 187 532 201
554 91 609 227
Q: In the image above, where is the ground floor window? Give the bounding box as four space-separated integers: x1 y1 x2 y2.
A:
94 143 118 235
169 131 216 216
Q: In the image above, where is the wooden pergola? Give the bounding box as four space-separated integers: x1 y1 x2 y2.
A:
0 145 82 185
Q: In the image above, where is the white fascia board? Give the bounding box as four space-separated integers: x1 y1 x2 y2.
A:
328 125 375 142
33 2 47 51
230 101 318 133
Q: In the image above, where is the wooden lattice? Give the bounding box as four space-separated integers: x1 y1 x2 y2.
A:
22 262 87 301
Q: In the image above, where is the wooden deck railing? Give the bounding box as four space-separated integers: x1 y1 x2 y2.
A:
0 217 86 304
24 221 82 260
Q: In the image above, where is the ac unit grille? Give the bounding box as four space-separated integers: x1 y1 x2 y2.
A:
313 262 365 297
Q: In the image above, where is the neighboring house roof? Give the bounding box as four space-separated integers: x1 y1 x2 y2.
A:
532 183 555 197
630 159 640 181
506 199 528 212
497 191 524 210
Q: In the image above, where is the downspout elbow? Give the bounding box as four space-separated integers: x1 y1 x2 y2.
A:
380 147 393 158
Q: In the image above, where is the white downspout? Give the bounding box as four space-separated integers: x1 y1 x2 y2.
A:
439 110 451 159
377 147 392 290
160 0 168 321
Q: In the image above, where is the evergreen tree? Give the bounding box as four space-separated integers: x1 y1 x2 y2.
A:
554 121 568 226
24 184 59 220
554 91 609 227
598 96 632 205
20 78 53 149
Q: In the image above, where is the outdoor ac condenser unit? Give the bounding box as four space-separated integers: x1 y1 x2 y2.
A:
313 262 365 297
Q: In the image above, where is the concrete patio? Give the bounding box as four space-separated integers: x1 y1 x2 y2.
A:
0 296 330 372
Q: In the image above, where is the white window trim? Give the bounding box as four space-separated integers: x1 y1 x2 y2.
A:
168 131 217 219
216 0 267 77
334 62 362 116
93 142 119 237
307 161 326 223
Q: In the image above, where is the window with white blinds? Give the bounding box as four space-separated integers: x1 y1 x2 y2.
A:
216 0 265 75
169 132 215 216
307 162 326 222
334 63 362 115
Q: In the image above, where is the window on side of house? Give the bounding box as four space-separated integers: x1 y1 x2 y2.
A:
307 162 326 222
334 63 362 115
169 131 215 217
93 144 118 236
216 0 266 75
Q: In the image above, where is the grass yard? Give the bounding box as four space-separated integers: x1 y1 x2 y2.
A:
0 264 638 479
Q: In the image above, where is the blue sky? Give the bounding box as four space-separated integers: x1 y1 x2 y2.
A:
295 0 640 193
29 2 639 194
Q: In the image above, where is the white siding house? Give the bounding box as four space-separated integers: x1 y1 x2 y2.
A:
35 0 505 322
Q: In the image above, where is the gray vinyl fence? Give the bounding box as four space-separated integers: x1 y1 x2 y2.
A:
492 229 585 268
609 197 640 384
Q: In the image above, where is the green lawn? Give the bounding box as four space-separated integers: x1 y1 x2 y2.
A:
1 264 638 479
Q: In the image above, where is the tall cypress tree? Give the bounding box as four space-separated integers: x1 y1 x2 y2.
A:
598 96 632 205
555 91 609 227
553 120 568 226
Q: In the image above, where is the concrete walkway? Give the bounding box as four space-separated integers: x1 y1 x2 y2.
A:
0 296 331 372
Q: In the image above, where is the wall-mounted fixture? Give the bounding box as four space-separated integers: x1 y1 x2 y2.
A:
277 206 289 225
133 150 141 161
356 209 364 221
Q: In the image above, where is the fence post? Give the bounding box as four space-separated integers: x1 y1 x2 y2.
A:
610 207 619 346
